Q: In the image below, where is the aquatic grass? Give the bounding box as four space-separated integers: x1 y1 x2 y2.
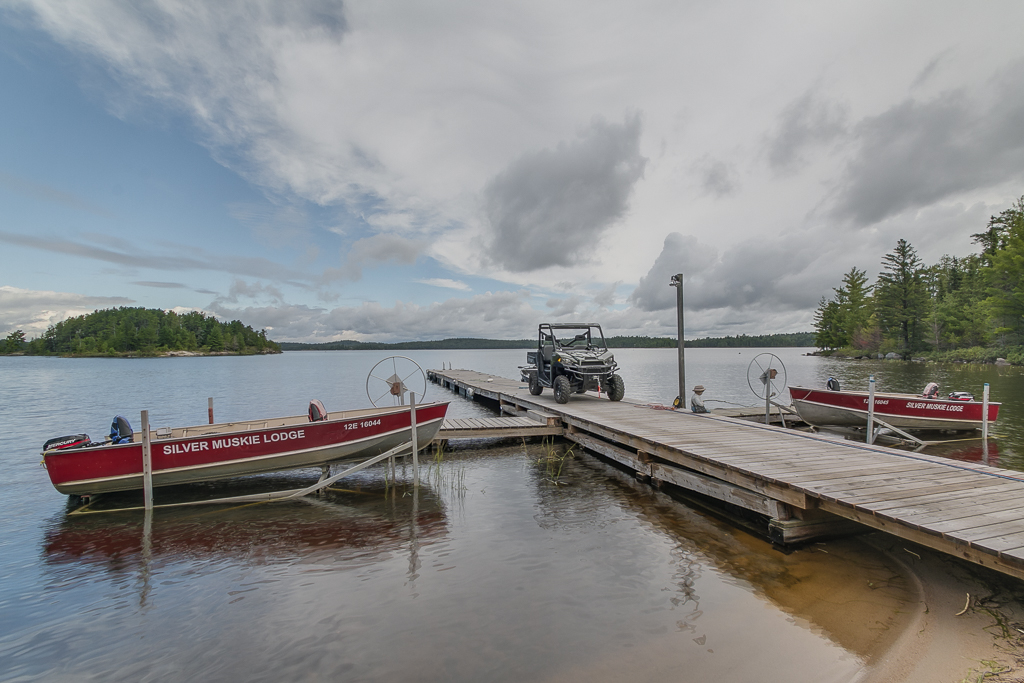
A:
421 442 468 496
535 437 575 485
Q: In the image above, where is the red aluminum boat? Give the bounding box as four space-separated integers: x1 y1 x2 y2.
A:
788 386 998 431
42 401 449 496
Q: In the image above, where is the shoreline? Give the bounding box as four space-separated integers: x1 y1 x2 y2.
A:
809 350 1020 367
861 534 1024 683
0 349 282 358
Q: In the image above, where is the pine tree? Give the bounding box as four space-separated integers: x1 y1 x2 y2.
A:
875 239 927 358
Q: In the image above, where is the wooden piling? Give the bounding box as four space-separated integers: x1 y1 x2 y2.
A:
141 409 153 510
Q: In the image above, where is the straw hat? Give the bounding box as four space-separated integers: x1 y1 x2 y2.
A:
693 385 705 393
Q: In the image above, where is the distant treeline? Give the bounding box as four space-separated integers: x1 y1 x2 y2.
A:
281 338 532 351
2 307 281 357
280 332 815 351
684 332 816 348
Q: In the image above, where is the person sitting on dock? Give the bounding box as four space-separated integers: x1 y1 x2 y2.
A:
690 385 709 413
922 382 939 399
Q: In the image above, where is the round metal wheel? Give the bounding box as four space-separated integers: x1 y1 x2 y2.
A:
366 356 428 407
553 375 571 404
746 353 788 400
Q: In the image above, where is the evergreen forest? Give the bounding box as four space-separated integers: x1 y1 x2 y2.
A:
279 332 814 351
813 195 1024 364
1 307 280 357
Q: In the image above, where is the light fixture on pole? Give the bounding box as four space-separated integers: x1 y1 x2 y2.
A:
669 273 685 407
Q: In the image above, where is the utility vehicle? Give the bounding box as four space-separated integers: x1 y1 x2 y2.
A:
520 323 624 404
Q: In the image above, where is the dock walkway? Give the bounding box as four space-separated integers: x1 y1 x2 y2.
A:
439 416 561 440
429 368 1024 582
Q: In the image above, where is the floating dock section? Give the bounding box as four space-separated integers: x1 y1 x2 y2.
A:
429 368 1024 582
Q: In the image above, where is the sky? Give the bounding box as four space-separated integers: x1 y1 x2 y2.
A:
2 0 1023 343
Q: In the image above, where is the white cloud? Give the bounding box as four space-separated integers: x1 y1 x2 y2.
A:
212 289 538 342
0 285 134 337
5 0 1024 341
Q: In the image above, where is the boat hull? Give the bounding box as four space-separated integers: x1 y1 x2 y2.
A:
788 387 998 431
43 402 449 496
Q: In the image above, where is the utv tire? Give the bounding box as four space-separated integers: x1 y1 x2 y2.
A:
553 376 571 404
607 374 625 402
529 372 543 395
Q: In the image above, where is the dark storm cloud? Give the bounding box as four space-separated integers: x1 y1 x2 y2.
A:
483 115 647 272
630 232 823 314
695 157 738 197
630 233 717 312
833 66 1024 225
910 49 952 90
766 91 848 173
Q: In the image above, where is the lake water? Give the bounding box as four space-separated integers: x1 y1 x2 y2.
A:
2 348 1023 682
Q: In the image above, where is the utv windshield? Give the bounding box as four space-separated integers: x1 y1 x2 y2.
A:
539 324 608 351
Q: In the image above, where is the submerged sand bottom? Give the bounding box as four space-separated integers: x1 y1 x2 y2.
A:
527 527 1024 683
860 534 1024 683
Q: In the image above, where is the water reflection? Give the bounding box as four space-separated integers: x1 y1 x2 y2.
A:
42 474 448 575
528 444 914 663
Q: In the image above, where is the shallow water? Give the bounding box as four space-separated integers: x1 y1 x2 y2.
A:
0 349 1019 681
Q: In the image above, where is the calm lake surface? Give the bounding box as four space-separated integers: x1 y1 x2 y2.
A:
2 348 1023 681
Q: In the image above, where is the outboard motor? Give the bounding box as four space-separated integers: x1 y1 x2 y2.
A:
42 434 91 452
109 415 133 444
308 399 328 422
826 377 841 391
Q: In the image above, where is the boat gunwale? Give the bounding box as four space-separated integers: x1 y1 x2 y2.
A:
788 385 1001 406
41 400 451 455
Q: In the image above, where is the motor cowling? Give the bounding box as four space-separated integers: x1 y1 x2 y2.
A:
109 415 133 444
43 434 91 452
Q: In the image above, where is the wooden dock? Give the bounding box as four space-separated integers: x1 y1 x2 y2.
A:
438 416 562 440
428 368 1024 582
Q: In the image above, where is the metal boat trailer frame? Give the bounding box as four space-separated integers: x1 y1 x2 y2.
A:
69 439 416 515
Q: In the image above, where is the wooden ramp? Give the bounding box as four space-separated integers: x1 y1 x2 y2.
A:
438 416 562 440
429 368 1024 582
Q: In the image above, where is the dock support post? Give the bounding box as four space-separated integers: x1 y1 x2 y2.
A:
411 392 419 488
141 409 153 510
670 273 685 405
982 383 990 458
765 384 771 426
866 375 876 444
208 397 214 425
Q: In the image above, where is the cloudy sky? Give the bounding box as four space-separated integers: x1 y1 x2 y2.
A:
2 1 1023 343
